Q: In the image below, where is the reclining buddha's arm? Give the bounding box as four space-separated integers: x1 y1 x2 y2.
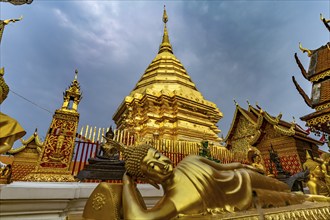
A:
122 174 177 220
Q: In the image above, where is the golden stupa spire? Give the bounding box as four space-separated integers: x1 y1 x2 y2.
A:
158 5 173 54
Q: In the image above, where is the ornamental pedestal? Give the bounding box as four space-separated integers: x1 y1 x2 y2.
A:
24 70 82 182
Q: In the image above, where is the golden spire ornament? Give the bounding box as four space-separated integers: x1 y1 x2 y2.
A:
163 5 168 23
0 16 22 44
159 5 173 54
299 42 312 57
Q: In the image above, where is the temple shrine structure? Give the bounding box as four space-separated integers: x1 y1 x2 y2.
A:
292 15 330 151
8 129 44 181
225 103 322 175
113 8 223 144
23 70 82 182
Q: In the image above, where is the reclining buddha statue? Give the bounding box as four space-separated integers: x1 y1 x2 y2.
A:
84 140 330 220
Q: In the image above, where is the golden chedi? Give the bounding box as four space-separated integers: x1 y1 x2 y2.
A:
113 7 222 144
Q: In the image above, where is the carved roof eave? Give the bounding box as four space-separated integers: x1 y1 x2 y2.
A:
300 108 330 134
302 106 330 119
250 104 300 137
8 132 44 154
247 105 264 129
224 106 240 142
294 53 308 80
261 111 282 125
322 18 330 32
274 124 295 136
292 76 313 108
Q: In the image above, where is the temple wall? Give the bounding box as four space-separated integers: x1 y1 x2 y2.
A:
0 182 162 220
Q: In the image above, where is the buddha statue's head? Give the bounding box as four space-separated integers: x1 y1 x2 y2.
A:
321 153 330 163
123 144 173 187
311 165 324 179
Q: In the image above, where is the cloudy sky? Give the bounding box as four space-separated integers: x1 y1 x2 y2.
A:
1 1 329 150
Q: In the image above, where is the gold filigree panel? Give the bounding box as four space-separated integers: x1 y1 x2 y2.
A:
232 116 256 140
315 103 330 111
306 113 330 126
310 69 330 82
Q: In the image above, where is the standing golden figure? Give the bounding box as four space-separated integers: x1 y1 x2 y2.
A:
0 16 26 181
0 68 26 179
303 151 330 196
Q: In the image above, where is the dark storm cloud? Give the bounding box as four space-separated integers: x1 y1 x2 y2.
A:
0 1 329 150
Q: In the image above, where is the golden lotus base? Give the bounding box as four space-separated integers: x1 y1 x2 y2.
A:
23 172 76 182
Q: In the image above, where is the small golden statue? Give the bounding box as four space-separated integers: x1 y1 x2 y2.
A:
97 126 119 160
248 148 265 174
303 151 330 196
307 165 330 196
84 140 330 220
0 68 26 180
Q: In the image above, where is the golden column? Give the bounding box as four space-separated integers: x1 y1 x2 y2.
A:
24 70 82 182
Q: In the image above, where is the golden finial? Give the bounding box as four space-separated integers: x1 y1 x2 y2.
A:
163 5 168 24
0 16 23 44
299 42 312 57
3 16 23 25
320 13 330 23
158 6 173 54
233 99 238 106
246 100 250 106
74 69 78 80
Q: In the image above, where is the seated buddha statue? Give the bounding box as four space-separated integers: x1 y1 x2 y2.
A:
106 140 312 220
307 165 330 197
248 148 265 174
96 126 119 160
251 154 266 174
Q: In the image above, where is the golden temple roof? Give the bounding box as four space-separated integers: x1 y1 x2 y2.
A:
8 129 43 154
225 103 322 146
